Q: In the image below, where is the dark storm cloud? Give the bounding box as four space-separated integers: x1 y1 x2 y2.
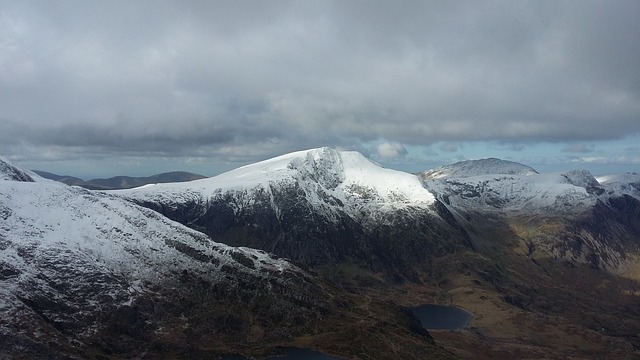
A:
1 0 639 163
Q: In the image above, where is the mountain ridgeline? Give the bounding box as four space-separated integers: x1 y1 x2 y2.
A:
33 170 207 190
2 149 640 358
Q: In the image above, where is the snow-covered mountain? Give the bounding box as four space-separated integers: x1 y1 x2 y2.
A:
596 172 640 200
422 170 602 215
115 147 470 272
419 158 640 216
0 157 328 358
120 147 436 221
420 158 538 180
420 160 640 272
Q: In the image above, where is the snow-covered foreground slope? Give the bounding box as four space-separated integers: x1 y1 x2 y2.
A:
0 158 326 358
0 178 298 285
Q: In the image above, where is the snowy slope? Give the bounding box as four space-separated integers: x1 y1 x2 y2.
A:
423 171 599 215
0 180 296 285
596 173 640 200
422 162 639 216
419 158 608 215
421 161 640 271
118 147 436 220
0 157 321 357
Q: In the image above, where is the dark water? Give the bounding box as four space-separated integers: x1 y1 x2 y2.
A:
222 347 342 360
411 304 473 330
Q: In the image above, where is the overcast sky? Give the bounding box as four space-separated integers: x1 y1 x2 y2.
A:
1 0 639 178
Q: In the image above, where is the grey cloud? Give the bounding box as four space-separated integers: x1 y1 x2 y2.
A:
1 0 639 164
376 143 408 159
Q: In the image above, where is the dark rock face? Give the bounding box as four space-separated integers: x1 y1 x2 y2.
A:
571 195 640 269
606 194 640 236
134 184 472 279
510 195 640 271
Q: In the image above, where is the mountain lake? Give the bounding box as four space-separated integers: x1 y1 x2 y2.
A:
411 304 473 330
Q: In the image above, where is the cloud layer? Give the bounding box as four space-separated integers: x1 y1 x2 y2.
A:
1 1 639 169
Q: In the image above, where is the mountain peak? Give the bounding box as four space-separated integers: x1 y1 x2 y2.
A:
420 158 539 179
204 147 435 206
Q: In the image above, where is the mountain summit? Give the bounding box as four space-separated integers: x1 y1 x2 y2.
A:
123 147 435 210
116 147 468 271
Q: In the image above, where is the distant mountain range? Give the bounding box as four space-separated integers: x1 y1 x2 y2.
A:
32 170 207 190
2 149 640 359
